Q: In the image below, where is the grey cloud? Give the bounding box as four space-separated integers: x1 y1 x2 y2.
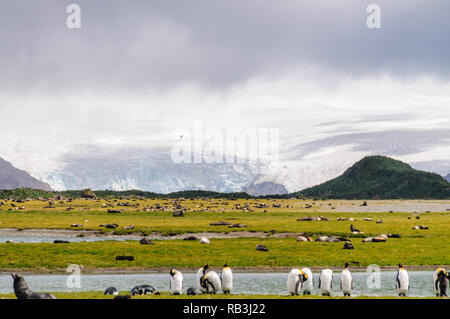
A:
286 129 450 159
411 160 450 177
317 114 418 128
1 0 450 91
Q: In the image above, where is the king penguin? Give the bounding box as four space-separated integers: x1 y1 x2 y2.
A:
301 268 314 295
396 264 409 296
201 270 222 294
287 269 308 295
340 263 353 297
221 264 233 294
169 269 183 295
196 263 210 293
319 269 333 296
434 267 448 297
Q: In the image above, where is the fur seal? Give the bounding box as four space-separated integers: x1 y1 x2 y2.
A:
11 273 56 299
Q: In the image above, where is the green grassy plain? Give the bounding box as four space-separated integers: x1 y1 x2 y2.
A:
0 199 449 271
1 199 449 236
0 236 449 271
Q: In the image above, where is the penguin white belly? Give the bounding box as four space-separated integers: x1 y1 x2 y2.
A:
171 272 183 295
319 269 333 295
287 269 302 295
433 270 439 295
301 268 314 294
396 269 409 294
197 268 208 293
221 268 233 293
203 271 222 293
341 270 353 295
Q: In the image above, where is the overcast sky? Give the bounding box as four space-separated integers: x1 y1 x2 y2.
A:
0 0 449 176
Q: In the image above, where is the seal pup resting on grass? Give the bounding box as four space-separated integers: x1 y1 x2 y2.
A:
12 273 56 299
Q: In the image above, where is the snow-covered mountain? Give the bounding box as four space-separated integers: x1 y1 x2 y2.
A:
445 174 450 182
12 129 450 195
39 145 267 194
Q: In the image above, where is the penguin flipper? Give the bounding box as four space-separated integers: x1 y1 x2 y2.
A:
396 272 400 289
294 277 301 294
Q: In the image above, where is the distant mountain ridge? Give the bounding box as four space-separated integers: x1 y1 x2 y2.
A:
296 156 450 199
2 154 449 200
446 174 450 182
0 157 52 191
242 181 288 196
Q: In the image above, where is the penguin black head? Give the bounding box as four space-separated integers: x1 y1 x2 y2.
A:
398 263 403 268
203 263 209 270
345 262 349 268
223 264 228 268
170 269 176 276
154 290 160 295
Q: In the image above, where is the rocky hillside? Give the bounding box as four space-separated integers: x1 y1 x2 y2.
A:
0 157 52 191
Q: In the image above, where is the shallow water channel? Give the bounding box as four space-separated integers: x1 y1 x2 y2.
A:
0 271 439 297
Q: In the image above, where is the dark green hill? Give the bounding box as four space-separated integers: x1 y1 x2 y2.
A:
295 156 450 199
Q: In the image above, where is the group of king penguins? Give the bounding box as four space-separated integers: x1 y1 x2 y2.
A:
397 264 449 297
169 264 233 295
107 263 448 297
288 263 450 297
287 263 354 297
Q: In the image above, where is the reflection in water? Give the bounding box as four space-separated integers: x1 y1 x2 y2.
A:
0 271 437 297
